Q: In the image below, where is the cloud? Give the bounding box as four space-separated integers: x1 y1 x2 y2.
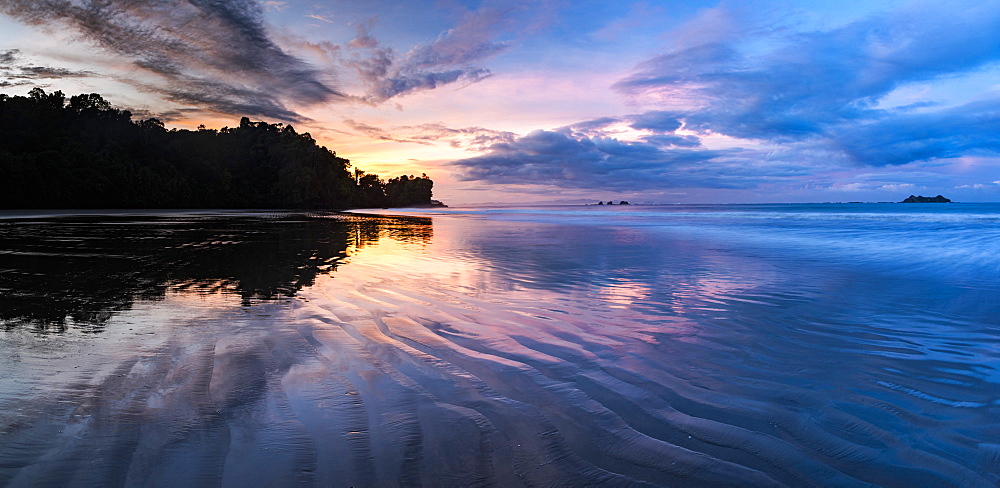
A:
450 129 752 190
344 3 541 102
447 106 738 190
449 2 1000 196
558 111 693 140
451 1 1000 195
0 48 95 82
306 14 334 24
878 183 915 191
2 0 557 114
613 2 1000 167
643 134 701 148
628 111 683 133
344 118 415 143
343 119 435 145
399 123 516 150
365 67 494 102
0 49 18 65
342 119 516 149
17 65 95 79
262 1 287 11
560 117 620 135
0 0 344 121
830 98 1000 166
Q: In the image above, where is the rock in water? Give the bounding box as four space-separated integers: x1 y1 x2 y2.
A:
901 195 951 203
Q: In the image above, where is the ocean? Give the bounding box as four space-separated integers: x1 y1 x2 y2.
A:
0 204 997 486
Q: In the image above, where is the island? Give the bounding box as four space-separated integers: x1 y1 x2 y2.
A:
0 88 435 209
901 195 951 203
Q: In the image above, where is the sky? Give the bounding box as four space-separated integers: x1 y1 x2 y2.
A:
2 0 1000 204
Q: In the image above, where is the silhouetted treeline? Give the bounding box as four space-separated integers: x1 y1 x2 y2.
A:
0 88 433 209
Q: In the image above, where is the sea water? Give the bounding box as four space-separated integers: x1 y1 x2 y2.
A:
0 204 997 486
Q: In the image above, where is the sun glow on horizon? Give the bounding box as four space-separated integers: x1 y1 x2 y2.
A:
3 0 1000 204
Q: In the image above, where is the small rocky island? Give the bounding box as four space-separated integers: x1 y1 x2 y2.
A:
901 195 951 203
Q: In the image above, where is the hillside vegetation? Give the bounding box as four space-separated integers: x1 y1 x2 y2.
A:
0 88 432 209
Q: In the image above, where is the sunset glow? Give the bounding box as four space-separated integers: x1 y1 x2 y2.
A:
3 0 1000 204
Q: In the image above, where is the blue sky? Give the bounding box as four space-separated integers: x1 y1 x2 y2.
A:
2 0 999 204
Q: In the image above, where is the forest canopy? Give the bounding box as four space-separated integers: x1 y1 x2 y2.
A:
0 88 433 209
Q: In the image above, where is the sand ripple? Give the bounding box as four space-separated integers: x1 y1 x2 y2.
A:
1 211 997 487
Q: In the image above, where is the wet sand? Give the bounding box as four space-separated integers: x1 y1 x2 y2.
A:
1 209 997 487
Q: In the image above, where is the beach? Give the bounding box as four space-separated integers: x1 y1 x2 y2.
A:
1 205 998 487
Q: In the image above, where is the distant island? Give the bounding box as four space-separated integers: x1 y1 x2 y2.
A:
901 195 951 203
0 88 433 209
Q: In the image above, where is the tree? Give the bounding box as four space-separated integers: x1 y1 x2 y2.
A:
68 93 112 112
0 89 434 209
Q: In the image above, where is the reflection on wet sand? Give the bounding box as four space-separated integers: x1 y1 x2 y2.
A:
0 210 997 487
0 212 432 332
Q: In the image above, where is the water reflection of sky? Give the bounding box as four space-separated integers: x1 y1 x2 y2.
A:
342 209 1000 423
1 208 998 486
0 212 433 332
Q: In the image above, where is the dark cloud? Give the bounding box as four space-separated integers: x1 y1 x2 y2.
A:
628 111 682 133
558 117 620 138
449 4 1000 193
448 107 724 190
0 49 19 65
614 4 1000 166
450 129 742 190
0 48 95 83
643 134 701 148
368 67 493 102
559 112 688 139
2 1 553 113
450 6 1000 194
831 98 1000 166
0 0 344 121
16 65 95 79
344 4 529 102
